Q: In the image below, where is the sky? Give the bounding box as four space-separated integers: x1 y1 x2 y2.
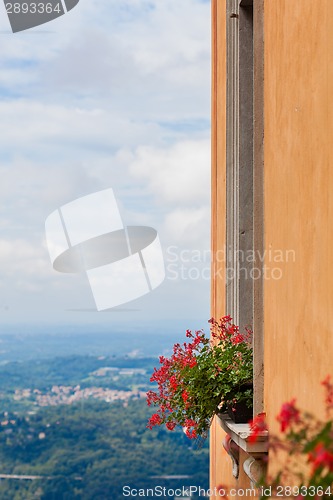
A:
0 0 211 335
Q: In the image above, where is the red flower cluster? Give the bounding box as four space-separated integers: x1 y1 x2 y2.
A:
146 317 253 438
321 375 333 416
184 418 197 439
208 316 252 346
277 398 300 432
257 376 333 496
146 329 207 436
147 413 162 429
308 442 333 473
182 390 189 403
249 413 267 443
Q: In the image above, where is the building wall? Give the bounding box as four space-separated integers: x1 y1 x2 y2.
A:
210 0 230 495
264 0 333 430
211 0 253 496
211 0 333 495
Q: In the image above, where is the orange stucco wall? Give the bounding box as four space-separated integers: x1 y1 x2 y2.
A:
210 0 229 496
211 0 333 495
264 0 333 430
210 0 256 495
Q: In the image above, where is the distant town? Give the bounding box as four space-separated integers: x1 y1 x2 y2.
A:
12 366 148 407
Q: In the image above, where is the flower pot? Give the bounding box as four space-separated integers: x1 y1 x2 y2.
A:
226 382 253 423
227 400 253 423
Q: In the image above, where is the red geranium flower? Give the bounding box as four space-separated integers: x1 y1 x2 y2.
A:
185 427 197 439
147 413 162 429
321 375 333 414
249 413 268 443
182 390 189 403
147 317 253 438
308 442 333 473
277 398 300 432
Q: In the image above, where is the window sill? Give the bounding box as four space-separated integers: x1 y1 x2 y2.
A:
217 413 268 456
216 413 268 483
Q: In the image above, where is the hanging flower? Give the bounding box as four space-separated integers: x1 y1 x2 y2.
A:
146 316 253 438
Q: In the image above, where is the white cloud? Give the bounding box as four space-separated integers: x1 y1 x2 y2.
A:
0 238 49 278
0 0 210 122
0 0 211 322
164 206 210 247
127 139 211 248
0 100 160 153
129 139 210 205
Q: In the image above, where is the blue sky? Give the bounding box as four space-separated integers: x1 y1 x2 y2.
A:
0 0 211 334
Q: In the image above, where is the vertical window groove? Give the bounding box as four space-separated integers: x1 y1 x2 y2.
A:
226 0 253 329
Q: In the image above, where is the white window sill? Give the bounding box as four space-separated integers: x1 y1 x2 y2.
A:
217 413 268 456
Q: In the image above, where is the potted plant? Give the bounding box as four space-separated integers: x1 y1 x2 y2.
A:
146 316 253 438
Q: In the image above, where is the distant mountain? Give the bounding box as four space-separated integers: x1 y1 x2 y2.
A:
0 329 183 363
